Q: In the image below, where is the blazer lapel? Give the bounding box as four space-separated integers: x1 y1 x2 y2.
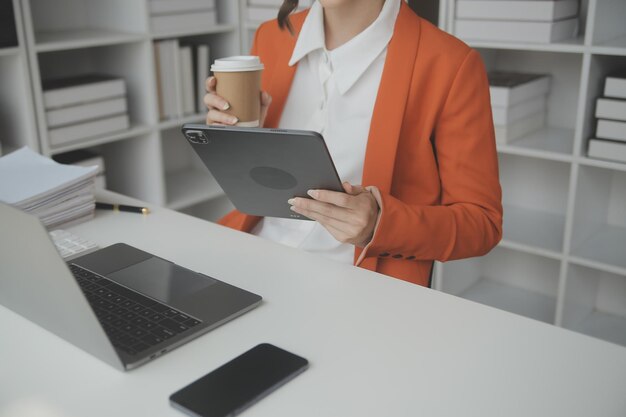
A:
355 3 422 265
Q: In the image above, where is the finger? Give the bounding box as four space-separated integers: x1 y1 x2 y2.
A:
205 76 216 93
343 182 366 195
203 92 230 111
290 197 349 221
207 109 238 125
260 91 271 127
307 189 354 209
290 205 352 235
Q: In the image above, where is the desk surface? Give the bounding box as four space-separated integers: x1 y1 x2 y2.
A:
1 191 626 417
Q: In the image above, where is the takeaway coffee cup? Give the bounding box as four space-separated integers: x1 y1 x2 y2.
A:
211 56 264 127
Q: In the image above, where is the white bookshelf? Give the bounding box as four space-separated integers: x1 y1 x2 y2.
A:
10 0 242 216
434 0 626 348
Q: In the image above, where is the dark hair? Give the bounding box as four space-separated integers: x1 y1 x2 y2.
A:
278 0 299 34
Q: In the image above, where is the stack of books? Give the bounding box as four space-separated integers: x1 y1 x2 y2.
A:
154 40 210 120
588 72 626 164
488 72 551 144
42 75 130 148
0 0 17 48
247 0 312 26
0 147 98 229
454 0 579 43
149 0 217 35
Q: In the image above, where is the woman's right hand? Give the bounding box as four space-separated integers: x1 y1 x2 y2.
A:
203 76 272 126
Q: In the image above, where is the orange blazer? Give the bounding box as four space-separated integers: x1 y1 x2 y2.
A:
219 2 503 287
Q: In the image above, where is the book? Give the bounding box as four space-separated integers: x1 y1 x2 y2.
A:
454 17 579 43
588 139 626 164
596 98 626 122
492 95 547 126
150 10 217 35
604 72 626 100
42 75 126 110
195 44 210 113
154 44 165 120
149 0 216 15
179 46 195 115
155 39 182 119
455 0 578 22
488 72 551 107
494 111 545 144
45 97 127 128
0 0 17 48
48 114 130 147
596 119 626 142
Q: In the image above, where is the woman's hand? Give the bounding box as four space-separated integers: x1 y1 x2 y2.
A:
203 76 272 126
288 182 379 247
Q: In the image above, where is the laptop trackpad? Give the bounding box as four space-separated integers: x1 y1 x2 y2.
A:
107 257 216 305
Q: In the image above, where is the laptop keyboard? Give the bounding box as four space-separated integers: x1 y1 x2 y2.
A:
69 263 202 356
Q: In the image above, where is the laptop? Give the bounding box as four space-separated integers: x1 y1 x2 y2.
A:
0 203 262 371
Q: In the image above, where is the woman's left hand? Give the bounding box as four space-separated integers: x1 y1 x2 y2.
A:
288 182 379 247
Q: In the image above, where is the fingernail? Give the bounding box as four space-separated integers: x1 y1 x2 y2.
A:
222 102 230 110
230 117 238 124
307 190 319 198
290 206 297 211
287 198 295 205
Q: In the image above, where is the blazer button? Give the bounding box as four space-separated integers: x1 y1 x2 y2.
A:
392 254 403 259
379 252 390 257
406 256 416 260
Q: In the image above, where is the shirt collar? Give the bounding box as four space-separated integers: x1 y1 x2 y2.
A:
288 0 401 95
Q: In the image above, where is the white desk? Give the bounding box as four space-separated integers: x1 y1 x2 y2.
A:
1 191 626 417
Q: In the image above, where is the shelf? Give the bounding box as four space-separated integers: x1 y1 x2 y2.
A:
466 36 586 54
501 205 565 256
165 169 223 210
578 156 626 173
571 310 626 347
570 224 626 272
35 29 146 53
497 127 574 162
48 124 153 155
0 47 19 57
151 24 236 41
460 278 557 323
158 113 206 131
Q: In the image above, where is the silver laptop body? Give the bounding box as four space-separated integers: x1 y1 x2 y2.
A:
0 203 261 371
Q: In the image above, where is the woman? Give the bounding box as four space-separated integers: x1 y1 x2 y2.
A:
204 0 503 287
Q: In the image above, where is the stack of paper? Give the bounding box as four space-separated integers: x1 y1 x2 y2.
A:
247 0 312 26
454 0 579 44
42 74 130 148
154 40 210 120
0 147 98 229
149 0 217 35
588 72 626 163
489 71 551 144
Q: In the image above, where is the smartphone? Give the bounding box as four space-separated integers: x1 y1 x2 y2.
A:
170 343 309 417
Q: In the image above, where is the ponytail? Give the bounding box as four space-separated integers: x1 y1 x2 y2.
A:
278 0 299 34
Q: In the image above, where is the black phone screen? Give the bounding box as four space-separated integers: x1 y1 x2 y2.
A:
170 343 309 417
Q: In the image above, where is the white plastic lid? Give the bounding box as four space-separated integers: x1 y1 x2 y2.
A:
211 56 264 72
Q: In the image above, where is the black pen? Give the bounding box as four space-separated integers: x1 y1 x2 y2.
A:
95 202 150 215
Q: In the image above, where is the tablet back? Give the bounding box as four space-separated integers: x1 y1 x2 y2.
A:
181 124 343 220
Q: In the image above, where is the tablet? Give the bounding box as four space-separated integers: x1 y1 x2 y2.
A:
181 124 343 220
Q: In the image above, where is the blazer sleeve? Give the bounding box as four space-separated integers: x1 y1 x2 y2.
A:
359 50 503 262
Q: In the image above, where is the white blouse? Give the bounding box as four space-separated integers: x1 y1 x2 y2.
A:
252 0 401 264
